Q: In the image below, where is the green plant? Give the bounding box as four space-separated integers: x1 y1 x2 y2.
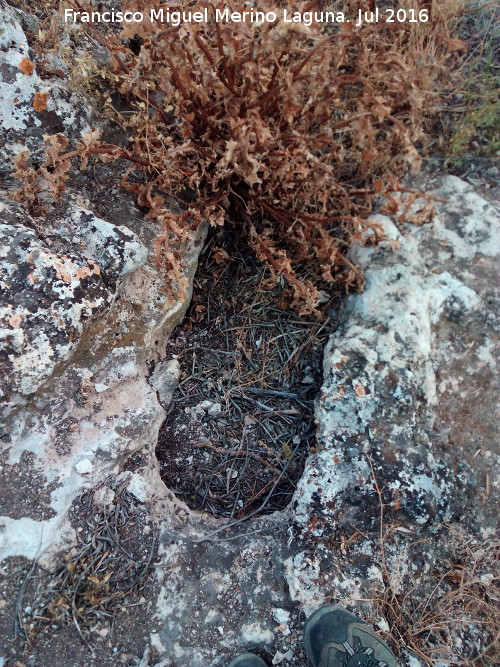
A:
442 1 500 166
449 94 500 160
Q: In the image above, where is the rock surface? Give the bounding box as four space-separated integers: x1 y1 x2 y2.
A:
288 175 499 612
0 203 120 401
0 1 204 563
1 168 498 667
0 0 92 175
0 6 498 666
146 176 498 666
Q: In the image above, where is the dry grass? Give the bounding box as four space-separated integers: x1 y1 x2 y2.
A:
156 234 330 518
381 538 500 666
366 455 500 666
16 478 157 648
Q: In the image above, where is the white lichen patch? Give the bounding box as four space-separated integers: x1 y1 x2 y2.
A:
0 218 112 397
0 9 46 132
65 208 148 278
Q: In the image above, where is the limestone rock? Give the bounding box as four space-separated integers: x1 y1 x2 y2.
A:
0 203 112 401
149 358 180 407
61 207 149 280
283 177 499 667
0 7 205 565
293 176 499 544
0 1 93 176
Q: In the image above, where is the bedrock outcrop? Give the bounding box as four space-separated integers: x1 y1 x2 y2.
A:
287 175 499 612
136 176 497 667
0 3 205 566
0 7 497 665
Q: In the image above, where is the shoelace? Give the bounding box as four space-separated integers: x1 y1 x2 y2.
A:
340 640 388 667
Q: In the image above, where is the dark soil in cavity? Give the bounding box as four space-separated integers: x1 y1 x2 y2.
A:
156 231 333 519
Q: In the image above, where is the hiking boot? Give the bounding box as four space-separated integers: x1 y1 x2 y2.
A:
227 653 267 667
304 605 399 667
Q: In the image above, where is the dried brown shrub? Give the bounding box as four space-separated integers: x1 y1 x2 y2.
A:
107 0 466 312
14 1 466 313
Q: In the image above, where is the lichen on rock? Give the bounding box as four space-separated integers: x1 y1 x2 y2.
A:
0 203 113 400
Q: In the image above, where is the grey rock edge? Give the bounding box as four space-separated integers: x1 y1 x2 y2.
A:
0 6 498 666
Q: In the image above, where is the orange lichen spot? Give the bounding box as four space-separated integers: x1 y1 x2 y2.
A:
13 97 19 103
19 57 34 75
334 356 349 369
27 272 38 282
9 314 22 327
75 261 101 280
33 91 48 112
52 256 101 282
354 384 366 398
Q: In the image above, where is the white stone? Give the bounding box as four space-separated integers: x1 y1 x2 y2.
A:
75 459 93 475
272 608 290 624
93 487 115 508
376 617 390 633
119 472 149 503
272 650 294 664
241 622 274 644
